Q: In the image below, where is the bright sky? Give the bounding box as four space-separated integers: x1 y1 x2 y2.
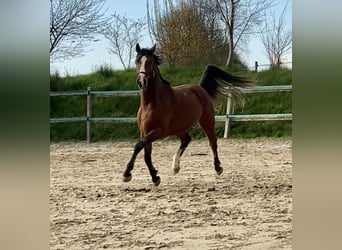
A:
50 0 292 76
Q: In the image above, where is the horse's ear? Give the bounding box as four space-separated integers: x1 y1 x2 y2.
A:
150 44 156 53
136 43 141 53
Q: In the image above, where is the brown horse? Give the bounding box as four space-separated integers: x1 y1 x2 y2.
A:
123 44 254 186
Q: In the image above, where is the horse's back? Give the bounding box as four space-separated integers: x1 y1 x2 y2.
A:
172 84 215 119
174 84 214 109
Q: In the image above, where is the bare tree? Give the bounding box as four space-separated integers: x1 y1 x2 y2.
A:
259 1 292 68
50 0 108 62
214 0 273 66
102 14 146 70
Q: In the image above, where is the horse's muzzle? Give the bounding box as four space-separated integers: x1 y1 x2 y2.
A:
136 73 148 90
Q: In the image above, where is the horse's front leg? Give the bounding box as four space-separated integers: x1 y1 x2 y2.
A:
123 129 161 185
123 138 148 182
144 143 161 186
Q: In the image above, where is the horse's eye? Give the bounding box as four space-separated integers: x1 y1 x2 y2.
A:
135 56 141 64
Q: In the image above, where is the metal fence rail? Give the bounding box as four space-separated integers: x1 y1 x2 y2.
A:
222 85 292 138
50 85 292 142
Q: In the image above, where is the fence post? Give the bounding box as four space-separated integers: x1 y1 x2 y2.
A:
87 87 92 143
224 92 234 138
255 61 258 72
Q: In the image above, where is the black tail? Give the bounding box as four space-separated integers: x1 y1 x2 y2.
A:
199 65 255 99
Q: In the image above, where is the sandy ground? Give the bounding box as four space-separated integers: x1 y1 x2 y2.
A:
50 138 292 249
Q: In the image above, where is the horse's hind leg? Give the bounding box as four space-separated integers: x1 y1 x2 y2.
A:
199 117 223 175
172 133 192 175
144 143 161 186
210 136 223 175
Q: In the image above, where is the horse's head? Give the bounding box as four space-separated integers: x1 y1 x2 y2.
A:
135 43 158 90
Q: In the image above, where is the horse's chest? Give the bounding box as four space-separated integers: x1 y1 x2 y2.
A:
138 106 167 128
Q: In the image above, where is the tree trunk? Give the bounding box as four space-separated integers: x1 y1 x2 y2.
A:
226 30 234 66
226 0 235 67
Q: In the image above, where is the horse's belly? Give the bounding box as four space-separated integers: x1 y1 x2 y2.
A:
167 88 205 133
167 107 202 133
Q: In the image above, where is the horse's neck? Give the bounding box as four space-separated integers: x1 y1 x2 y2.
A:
141 79 161 105
141 64 172 105
140 75 171 106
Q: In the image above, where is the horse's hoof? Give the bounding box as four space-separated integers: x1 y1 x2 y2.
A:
123 174 132 182
173 167 180 175
153 176 161 186
216 167 223 176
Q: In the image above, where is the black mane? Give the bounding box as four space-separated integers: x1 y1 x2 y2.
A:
135 48 162 65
